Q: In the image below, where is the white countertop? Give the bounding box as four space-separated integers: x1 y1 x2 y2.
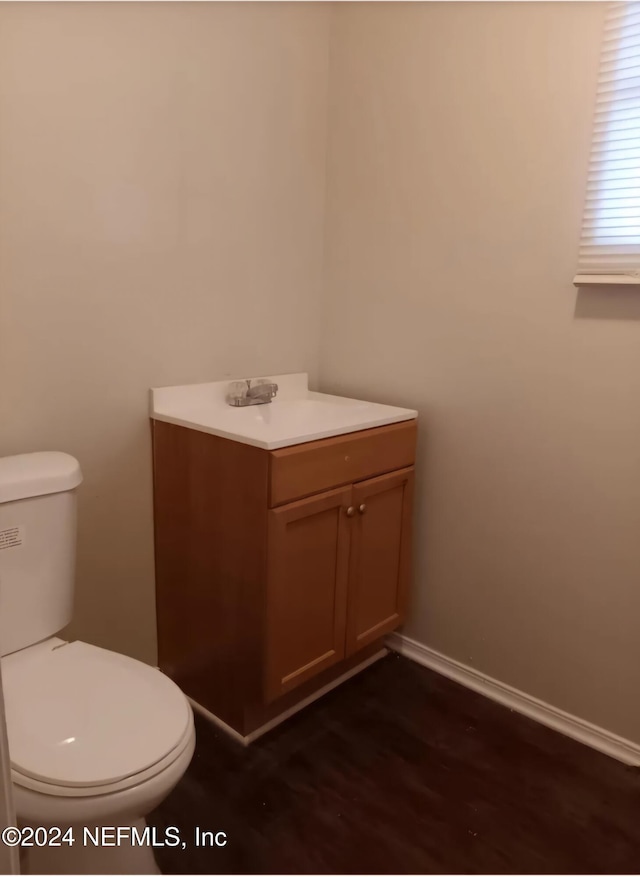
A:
150 373 417 450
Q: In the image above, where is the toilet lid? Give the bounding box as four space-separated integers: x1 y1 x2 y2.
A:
1 640 192 788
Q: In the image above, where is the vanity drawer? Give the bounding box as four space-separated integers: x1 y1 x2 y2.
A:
269 420 417 507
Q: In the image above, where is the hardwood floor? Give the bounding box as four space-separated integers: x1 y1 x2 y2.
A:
149 654 640 874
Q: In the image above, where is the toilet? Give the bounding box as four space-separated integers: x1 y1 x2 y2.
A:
0 452 195 874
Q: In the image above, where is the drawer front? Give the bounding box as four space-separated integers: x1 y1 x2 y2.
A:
269 420 417 507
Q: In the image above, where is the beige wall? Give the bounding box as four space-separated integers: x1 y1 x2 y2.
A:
0 2 330 663
321 2 640 743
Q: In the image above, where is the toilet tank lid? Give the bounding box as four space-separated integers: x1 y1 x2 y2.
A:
0 452 82 504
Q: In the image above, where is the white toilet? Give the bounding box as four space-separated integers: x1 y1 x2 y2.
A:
0 452 195 874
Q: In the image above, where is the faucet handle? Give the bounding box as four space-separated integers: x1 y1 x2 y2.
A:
253 378 278 396
226 381 248 407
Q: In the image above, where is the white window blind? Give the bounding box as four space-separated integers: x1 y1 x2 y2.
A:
575 1 640 285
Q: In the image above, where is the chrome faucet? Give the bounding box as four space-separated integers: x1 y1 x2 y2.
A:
226 378 279 407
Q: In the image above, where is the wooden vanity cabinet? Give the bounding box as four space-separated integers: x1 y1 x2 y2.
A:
346 467 414 655
152 418 416 738
265 486 352 702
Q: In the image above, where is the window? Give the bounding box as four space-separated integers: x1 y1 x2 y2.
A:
575 2 640 286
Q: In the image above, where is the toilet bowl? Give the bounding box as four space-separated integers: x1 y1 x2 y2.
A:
3 639 196 874
0 453 195 873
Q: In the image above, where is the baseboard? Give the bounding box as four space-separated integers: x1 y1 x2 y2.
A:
190 647 389 746
387 632 640 766
188 698 248 746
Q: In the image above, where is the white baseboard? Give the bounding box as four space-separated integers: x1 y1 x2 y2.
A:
190 647 388 746
387 632 640 766
188 698 248 746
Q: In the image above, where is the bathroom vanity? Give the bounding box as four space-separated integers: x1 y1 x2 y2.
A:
150 374 417 740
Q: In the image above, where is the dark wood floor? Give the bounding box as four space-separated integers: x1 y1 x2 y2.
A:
149 653 640 874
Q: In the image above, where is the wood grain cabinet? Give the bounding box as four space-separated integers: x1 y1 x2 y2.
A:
152 418 416 739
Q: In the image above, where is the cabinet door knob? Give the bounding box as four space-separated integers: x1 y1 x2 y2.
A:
346 506 355 517
359 503 367 514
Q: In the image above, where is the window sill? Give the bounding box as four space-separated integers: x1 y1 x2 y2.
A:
573 274 640 288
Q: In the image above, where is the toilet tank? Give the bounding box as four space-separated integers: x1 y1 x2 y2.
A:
0 453 83 657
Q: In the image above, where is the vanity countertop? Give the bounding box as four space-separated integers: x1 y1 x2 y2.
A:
150 373 417 450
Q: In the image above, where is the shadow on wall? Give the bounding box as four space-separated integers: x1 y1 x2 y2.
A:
574 287 640 321
65 417 157 665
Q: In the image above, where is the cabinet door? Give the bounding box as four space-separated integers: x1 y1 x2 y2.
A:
265 485 352 702
346 467 414 656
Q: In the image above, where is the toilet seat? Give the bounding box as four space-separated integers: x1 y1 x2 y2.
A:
11 718 194 798
2 639 193 797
